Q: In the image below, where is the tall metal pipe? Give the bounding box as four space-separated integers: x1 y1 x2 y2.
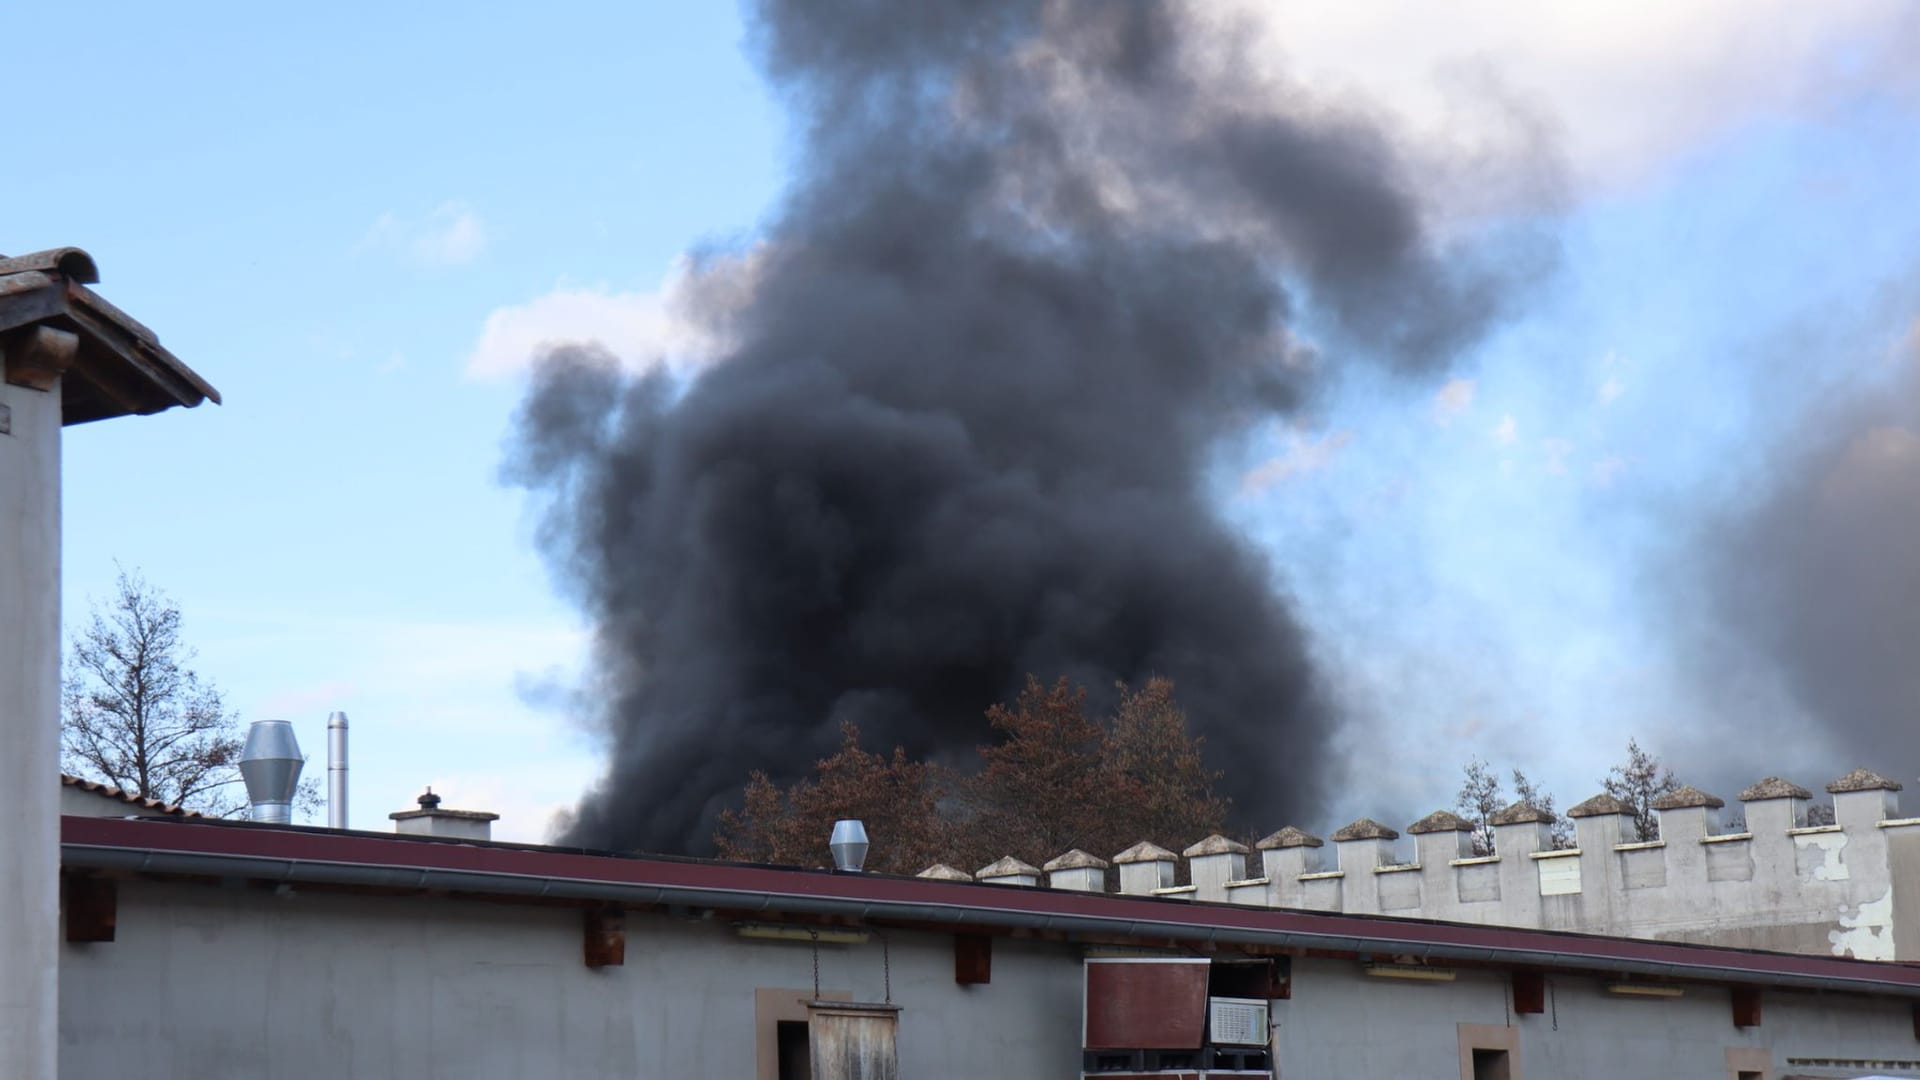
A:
327 711 349 829
240 720 303 824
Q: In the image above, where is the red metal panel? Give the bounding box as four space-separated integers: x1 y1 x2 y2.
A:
1083 959 1209 1050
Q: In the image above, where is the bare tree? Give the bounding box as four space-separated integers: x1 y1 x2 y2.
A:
1456 758 1504 856
61 569 317 819
1511 768 1574 849
1601 737 1681 842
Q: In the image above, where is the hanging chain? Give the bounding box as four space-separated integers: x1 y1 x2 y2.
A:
1549 977 1558 1031
881 931 892 1004
811 927 821 1001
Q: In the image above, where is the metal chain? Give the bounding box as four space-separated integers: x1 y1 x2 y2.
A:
811 927 820 1001
1549 978 1558 1031
881 931 891 1004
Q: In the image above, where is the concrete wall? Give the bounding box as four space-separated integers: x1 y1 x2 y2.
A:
1102 792 1920 962
1276 957 1920 1080
60 880 1086 1080
3 376 62 1080
60 878 1920 1079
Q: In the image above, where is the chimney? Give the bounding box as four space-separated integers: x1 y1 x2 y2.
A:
326 711 348 829
240 720 304 824
389 788 498 841
829 819 869 872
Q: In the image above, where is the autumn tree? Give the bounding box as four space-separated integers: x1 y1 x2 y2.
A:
957 676 1115 869
1103 677 1230 850
715 675 1230 876
713 722 951 875
1511 768 1573 849
1601 737 1681 842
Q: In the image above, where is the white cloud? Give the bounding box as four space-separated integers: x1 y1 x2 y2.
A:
1433 378 1476 425
1242 429 1353 493
357 201 488 267
1492 414 1518 446
467 250 764 380
1599 376 1625 406
1231 3 1917 195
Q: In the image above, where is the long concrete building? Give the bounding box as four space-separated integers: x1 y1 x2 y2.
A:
56 809 1920 1079
938 770 1920 966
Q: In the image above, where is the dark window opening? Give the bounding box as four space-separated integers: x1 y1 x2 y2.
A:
1472 1048 1511 1080
1737 1072 1762 1080
1208 957 1289 999
777 1020 810 1080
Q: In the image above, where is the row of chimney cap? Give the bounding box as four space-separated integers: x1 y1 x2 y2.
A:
876 768 1907 883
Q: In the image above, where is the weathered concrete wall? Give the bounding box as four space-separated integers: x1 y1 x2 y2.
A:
2 376 62 1080
59 880 1087 1080
1276 957 1920 1079
1097 786 1920 963
60 878 1920 1078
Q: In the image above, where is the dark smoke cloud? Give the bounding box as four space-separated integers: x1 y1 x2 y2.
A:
1692 333 1920 789
511 0 1555 852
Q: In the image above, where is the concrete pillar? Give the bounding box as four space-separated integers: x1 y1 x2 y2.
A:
1043 849 1109 892
0 370 61 1080
1490 804 1553 928
975 856 1040 887
1256 827 1324 909
1826 769 1903 829
1183 835 1248 902
1113 841 1177 895
1331 819 1400 914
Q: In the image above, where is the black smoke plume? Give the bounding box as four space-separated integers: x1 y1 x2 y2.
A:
1687 331 1920 788
510 0 1554 852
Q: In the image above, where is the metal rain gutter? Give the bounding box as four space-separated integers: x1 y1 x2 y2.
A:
59 841 1920 999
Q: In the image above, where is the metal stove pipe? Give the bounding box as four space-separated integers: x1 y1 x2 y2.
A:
327 711 348 829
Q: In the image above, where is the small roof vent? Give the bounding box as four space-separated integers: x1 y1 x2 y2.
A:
239 720 304 825
829 819 869 872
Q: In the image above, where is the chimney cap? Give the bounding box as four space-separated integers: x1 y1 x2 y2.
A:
1112 840 1177 865
1567 793 1633 818
1407 810 1475 835
417 788 441 809
1490 801 1555 825
1738 776 1812 802
916 863 974 881
1043 848 1110 871
1181 833 1248 857
1330 818 1399 842
1827 768 1904 794
1255 826 1324 849
976 855 1040 880
1652 785 1725 810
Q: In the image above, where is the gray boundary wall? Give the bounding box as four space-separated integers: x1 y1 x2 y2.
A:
995 776 1920 962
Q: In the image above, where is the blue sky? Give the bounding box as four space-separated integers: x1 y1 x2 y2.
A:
10 3 1918 839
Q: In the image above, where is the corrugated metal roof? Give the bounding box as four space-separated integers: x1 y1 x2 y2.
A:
0 247 219 425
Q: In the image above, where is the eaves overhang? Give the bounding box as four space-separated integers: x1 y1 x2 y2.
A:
0 247 220 425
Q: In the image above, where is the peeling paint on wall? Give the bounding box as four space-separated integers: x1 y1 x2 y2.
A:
1830 888 1895 960
1795 829 1851 882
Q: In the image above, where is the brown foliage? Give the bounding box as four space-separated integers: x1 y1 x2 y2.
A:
713 722 951 875
715 675 1230 876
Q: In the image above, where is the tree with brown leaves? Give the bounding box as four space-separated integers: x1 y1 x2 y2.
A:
714 722 951 875
716 675 1230 875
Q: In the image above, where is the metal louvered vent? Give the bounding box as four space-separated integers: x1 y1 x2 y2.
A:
1208 997 1268 1047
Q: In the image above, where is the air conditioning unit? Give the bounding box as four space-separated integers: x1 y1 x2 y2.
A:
1208 997 1268 1047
